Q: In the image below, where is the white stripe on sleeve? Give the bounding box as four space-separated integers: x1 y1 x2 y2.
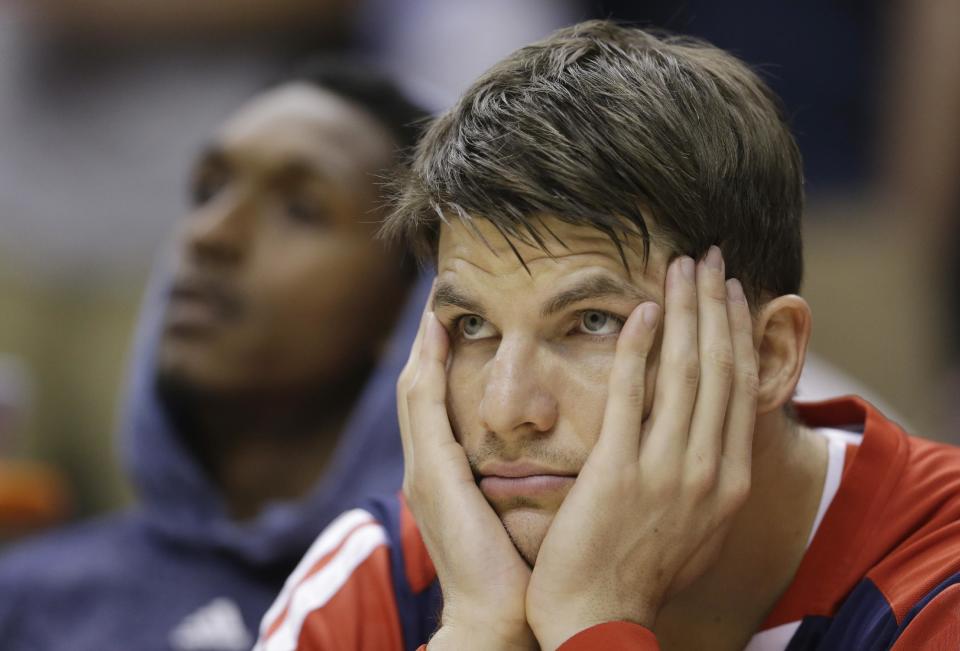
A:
258 509 375 639
261 523 388 651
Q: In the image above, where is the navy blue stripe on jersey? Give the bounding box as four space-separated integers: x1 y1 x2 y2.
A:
785 579 897 650
892 570 960 644
784 616 831 650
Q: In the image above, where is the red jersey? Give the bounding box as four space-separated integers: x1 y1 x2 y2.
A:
254 398 960 650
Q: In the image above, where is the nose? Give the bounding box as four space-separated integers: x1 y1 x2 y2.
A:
181 191 254 266
479 336 558 438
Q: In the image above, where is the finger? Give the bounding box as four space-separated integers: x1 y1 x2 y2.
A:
406 313 474 484
685 246 734 472
404 278 439 376
642 256 699 465
593 301 661 462
719 278 758 470
399 279 438 467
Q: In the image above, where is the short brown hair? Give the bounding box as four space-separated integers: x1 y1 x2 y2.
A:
383 20 804 302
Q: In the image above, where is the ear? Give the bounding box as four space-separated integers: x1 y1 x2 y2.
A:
753 295 811 414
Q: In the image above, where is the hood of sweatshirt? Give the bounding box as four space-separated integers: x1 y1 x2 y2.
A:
118 254 429 566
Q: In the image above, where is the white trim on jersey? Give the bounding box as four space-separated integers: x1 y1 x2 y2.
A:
742 426 856 650
258 524 388 651
743 621 802 651
258 509 375 642
806 427 857 548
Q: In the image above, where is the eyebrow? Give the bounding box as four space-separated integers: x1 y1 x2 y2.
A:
194 143 227 168
195 142 326 185
433 274 647 318
433 281 486 316
272 159 327 188
541 274 646 317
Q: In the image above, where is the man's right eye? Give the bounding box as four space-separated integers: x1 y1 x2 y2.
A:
189 167 229 206
458 315 496 340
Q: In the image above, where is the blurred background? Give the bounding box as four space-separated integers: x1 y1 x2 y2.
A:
1 0 957 536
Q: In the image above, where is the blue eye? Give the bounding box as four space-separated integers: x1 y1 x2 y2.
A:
459 315 496 340
578 310 622 336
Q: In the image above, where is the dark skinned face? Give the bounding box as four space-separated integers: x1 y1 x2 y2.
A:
157 83 409 394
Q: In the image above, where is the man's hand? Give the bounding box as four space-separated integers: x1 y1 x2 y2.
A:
398 289 537 651
526 248 759 650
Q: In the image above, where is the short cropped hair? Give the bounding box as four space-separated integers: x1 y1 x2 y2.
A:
283 57 428 153
383 20 804 302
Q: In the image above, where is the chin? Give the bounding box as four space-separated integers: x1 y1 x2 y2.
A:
501 508 555 566
157 336 249 393
157 347 208 388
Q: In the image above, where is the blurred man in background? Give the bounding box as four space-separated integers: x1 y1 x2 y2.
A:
0 0 574 520
0 60 429 651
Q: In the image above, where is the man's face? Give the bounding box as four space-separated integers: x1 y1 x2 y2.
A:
435 217 672 564
158 83 408 393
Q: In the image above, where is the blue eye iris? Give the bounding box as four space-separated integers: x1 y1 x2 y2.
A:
582 310 609 332
578 310 622 336
461 315 486 337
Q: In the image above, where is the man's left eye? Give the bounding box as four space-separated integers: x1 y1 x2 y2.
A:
577 310 623 336
284 195 325 225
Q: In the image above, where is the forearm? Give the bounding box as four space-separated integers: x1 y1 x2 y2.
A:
427 623 537 651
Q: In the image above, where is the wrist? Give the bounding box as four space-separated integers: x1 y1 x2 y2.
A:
529 603 658 651
430 621 537 651
440 598 535 647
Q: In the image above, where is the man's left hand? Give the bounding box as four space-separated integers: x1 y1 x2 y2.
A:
526 248 759 650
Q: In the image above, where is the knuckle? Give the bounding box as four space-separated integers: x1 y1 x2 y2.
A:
699 542 724 569
684 464 718 497
611 467 639 494
646 470 680 500
624 379 646 408
705 284 728 305
398 366 416 392
626 349 650 372
681 357 701 387
406 374 431 401
705 345 735 374
727 474 752 503
737 368 760 398
733 316 754 337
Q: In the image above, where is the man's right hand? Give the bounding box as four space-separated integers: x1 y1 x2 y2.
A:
397 289 537 651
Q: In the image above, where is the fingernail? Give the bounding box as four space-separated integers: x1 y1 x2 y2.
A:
706 246 723 272
680 256 695 281
641 302 660 329
726 278 746 303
